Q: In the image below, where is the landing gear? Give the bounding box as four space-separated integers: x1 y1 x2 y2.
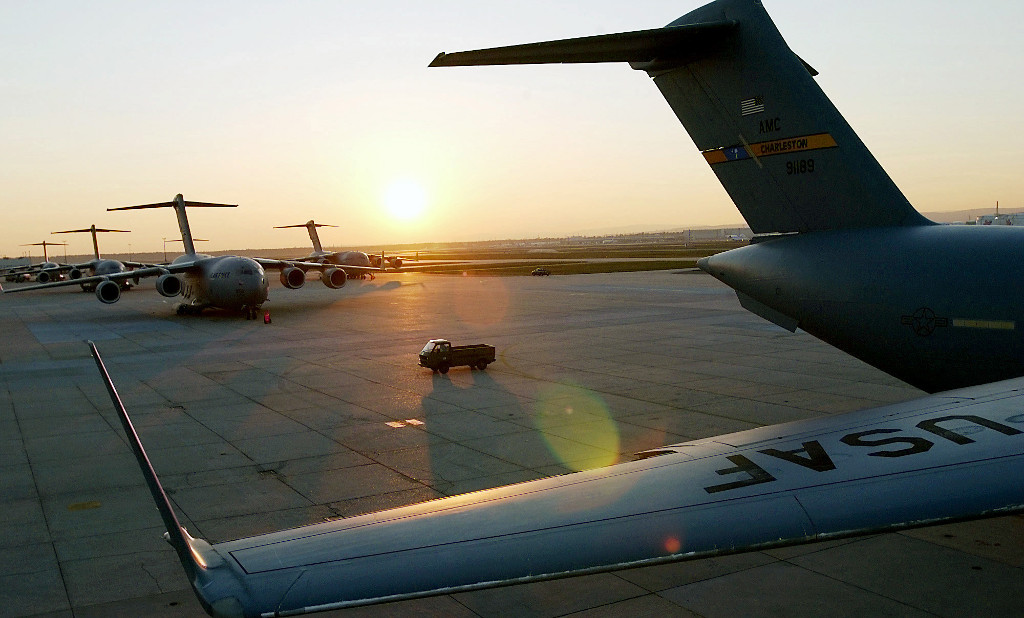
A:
245 306 259 320
175 303 204 316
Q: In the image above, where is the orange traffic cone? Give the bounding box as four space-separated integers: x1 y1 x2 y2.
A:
264 310 271 324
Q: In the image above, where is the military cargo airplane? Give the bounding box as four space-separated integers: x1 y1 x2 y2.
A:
47 225 146 291
4 195 379 318
276 220 451 274
88 0 1024 615
2 240 68 283
274 220 378 277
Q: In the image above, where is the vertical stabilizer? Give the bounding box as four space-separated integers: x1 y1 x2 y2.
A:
108 195 236 257
274 220 339 254
21 241 66 263
52 225 131 260
306 220 325 253
171 195 197 256
430 0 931 234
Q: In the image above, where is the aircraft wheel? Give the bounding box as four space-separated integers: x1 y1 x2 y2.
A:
176 305 186 316
438 363 450 375
477 361 488 370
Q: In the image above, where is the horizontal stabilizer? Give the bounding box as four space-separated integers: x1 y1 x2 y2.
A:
52 228 130 234
274 222 338 229
430 21 736 68
108 201 236 212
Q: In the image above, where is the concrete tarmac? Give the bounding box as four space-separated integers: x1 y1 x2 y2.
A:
2 270 1023 617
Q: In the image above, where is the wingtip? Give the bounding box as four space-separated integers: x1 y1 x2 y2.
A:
429 52 448 67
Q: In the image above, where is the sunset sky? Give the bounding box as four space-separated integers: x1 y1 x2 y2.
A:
2 1 1021 258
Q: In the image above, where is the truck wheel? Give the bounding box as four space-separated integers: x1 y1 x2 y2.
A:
476 361 488 370
439 363 450 375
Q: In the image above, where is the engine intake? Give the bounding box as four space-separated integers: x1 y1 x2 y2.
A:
95 280 121 304
156 273 182 297
322 267 347 289
69 268 83 280
280 266 305 289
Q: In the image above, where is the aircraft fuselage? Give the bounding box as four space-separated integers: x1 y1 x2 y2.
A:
78 258 130 291
700 224 1024 393
172 254 269 314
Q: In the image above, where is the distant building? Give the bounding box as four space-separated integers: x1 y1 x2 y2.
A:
976 213 1024 226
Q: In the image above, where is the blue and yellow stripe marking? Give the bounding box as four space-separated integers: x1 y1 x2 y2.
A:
704 133 838 165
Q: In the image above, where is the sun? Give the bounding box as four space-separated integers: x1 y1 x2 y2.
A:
383 179 428 221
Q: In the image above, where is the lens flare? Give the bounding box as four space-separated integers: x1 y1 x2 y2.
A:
534 383 620 472
664 536 682 554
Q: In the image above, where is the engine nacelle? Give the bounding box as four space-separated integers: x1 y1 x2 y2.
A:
321 267 347 289
36 271 52 284
156 273 182 297
389 257 403 269
280 266 306 289
95 280 121 304
69 268 83 280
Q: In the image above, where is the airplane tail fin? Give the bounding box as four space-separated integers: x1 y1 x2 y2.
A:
52 226 131 260
274 220 338 254
109 195 236 256
431 0 930 235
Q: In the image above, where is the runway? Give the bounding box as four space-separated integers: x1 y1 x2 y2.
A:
3 270 1023 617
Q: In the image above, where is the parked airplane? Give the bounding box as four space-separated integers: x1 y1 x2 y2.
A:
275 220 448 274
88 1 1024 615
47 225 146 291
2 240 68 283
4 195 379 318
274 220 378 277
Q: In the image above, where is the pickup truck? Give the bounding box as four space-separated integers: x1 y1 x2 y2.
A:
419 339 495 374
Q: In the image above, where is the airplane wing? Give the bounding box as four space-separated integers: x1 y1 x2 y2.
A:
89 340 1024 617
1 263 196 294
253 257 380 276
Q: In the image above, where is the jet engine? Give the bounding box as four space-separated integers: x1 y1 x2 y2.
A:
322 267 347 289
36 271 52 284
68 268 83 280
280 266 306 289
389 257 403 269
156 273 182 297
95 279 121 304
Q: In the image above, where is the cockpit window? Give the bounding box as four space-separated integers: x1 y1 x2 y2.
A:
241 268 253 275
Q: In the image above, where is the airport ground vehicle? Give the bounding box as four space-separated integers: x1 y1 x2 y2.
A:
419 339 495 373
532 267 551 276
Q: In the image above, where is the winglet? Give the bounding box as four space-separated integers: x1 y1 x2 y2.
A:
88 341 252 618
86 341 204 580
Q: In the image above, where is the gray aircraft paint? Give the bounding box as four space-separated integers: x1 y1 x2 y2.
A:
90 1 1024 616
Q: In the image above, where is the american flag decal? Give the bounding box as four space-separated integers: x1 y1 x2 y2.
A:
741 97 765 116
